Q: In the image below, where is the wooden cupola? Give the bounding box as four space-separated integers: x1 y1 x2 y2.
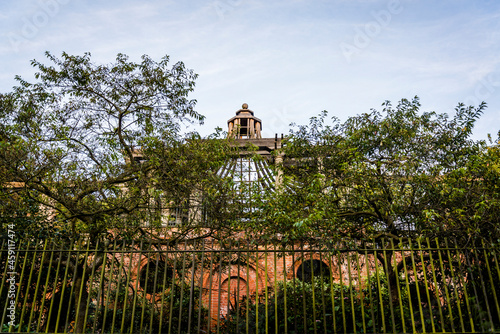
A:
227 103 262 139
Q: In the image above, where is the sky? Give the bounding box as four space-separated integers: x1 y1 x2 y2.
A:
1 0 499 140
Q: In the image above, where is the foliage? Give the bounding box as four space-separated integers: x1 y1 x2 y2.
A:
250 97 499 246
425 141 500 245
0 242 75 333
0 51 204 239
0 239 209 333
1 52 499 333
0 189 58 239
460 248 500 331
147 131 242 240
221 277 407 334
220 271 495 334
92 280 208 334
0 52 214 333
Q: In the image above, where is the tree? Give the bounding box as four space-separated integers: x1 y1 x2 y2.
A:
140 130 243 242
0 51 205 236
253 97 497 244
247 97 498 304
0 52 224 332
424 137 500 244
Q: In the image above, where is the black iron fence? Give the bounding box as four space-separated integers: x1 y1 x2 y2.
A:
1 237 499 333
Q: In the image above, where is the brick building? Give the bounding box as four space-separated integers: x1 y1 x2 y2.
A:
126 104 379 327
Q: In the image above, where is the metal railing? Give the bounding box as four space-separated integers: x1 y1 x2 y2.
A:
1 237 499 333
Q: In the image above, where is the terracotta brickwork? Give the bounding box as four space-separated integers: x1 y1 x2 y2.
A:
121 243 385 328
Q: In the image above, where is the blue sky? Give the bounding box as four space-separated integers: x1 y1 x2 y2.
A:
1 0 499 140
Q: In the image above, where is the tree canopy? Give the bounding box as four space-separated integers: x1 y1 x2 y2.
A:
0 52 231 240
250 97 500 246
1 53 499 248
0 52 246 333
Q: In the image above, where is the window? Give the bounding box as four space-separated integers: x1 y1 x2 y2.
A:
296 259 331 283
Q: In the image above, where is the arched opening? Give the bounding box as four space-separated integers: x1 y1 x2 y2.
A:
139 260 173 294
221 276 248 299
219 276 248 316
296 259 331 283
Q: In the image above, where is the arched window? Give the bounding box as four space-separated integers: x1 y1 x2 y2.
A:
139 260 173 294
296 259 331 283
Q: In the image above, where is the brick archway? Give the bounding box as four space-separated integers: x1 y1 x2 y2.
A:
287 253 339 281
202 263 265 326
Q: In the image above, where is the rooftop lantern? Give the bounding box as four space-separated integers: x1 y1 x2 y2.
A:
227 103 262 139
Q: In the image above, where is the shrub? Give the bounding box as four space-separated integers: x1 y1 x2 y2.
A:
220 275 441 334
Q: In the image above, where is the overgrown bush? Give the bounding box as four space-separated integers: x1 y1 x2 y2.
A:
459 249 500 332
92 281 208 334
220 274 465 334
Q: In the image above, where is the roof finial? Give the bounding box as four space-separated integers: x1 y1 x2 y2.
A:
242 103 248 109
